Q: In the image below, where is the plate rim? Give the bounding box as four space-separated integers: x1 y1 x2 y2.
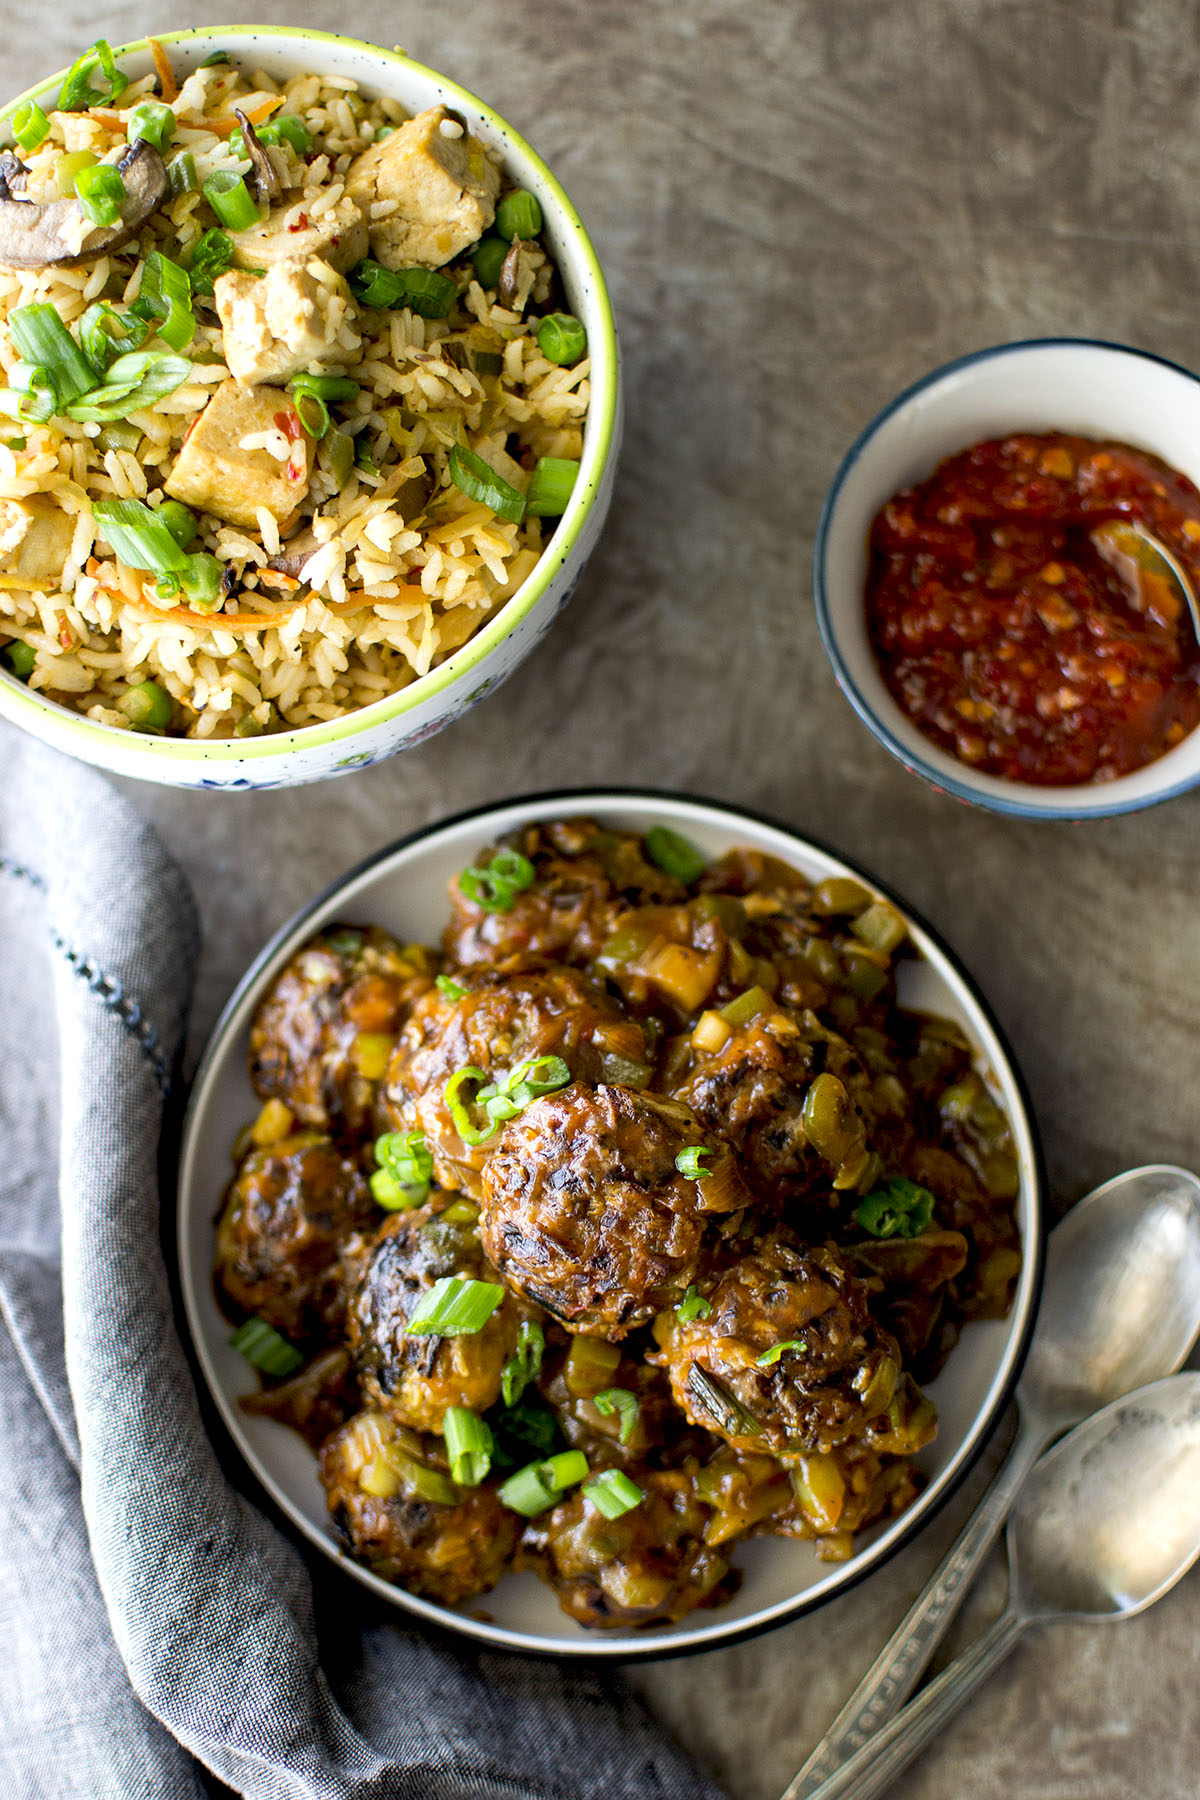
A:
177 785 1046 1659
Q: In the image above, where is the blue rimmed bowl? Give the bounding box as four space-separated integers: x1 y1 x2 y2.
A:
0 29 621 789
813 339 1200 820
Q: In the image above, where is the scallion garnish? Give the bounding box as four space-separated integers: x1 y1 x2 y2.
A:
458 846 536 913
445 1052 570 1146
497 1449 589 1517
228 1315 303 1377
592 1386 640 1445
261 113 312 154
535 312 587 367
202 168 260 231
470 237 509 289
496 189 542 241
371 1130 432 1209
676 1285 712 1324
582 1467 643 1519
74 161 125 229
8 305 97 406
436 973 467 1002
756 1338 810 1368
58 38 129 112
188 227 235 294
854 1178 935 1241
646 825 707 884
500 1318 545 1408
12 101 49 155
288 371 360 439
442 1406 493 1487
349 258 457 318
448 443 526 523
5 364 57 424
93 496 190 575
78 301 151 371
126 101 176 156
406 1275 504 1337
525 456 579 518
167 152 200 197
675 1145 712 1181
444 1065 499 1147
199 50 232 66
132 250 195 352
65 352 191 423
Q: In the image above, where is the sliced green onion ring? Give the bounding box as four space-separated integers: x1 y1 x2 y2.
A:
349 258 457 318
646 825 707 884
202 168 260 231
167 151 200 197
444 1065 501 1146
592 1387 640 1445
92 496 190 577
854 1178 935 1240
12 101 50 155
66 353 191 423
676 1285 712 1324
8 304 98 405
78 301 151 371
132 250 195 352
372 1129 432 1208
500 1319 545 1408
58 39 129 112
526 456 579 518
583 1467 643 1519
756 1338 810 1368
675 1145 712 1180
498 1449 589 1517
228 1315 304 1376
448 443 526 524
406 1275 504 1337
188 227 235 295
458 846 536 913
126 101 176 155
442 1407 493 1487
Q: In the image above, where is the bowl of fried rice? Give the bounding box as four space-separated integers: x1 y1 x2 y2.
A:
0 28 619 787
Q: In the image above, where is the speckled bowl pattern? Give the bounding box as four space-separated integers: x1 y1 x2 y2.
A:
0 29 622 789
814 338 1200 820
177 791 1044 1658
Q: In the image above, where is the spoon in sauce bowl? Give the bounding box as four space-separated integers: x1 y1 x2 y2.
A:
1091 518 1200 640
794 1372 1200 1800
782 1164 1200 1800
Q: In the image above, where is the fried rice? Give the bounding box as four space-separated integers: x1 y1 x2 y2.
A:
0 44 590 738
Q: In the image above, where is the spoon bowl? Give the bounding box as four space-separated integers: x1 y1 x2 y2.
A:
803 1373 1200 1800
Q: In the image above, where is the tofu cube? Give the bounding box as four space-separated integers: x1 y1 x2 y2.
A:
165 381 314 529
0 497 74 585
230 192 369 276
215 257 360 386
346 105 500 269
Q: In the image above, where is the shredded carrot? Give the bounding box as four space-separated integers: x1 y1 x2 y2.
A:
149 39 178 104
255 569 301 592
56 612 74 650
178 95 284 134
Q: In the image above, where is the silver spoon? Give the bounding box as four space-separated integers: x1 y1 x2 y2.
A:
784 1163 1200 1799
1091 519 1200 640
796 1371 1200 1800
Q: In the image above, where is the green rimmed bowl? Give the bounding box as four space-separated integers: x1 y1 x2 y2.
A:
0 28 621 789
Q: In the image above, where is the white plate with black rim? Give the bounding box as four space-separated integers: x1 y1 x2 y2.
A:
177 789 1044 1658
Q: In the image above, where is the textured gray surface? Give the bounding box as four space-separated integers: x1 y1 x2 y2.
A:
9 4 1200 1797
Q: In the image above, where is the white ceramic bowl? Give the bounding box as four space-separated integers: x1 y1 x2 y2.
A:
177 790 1044 1658
0 30 621 789
814 339 1200 819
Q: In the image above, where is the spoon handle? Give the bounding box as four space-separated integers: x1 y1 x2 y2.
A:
791 1604 1027 1800
780 1410 1046 1800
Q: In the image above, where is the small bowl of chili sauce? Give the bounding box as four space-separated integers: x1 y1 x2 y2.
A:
814 339 1200 818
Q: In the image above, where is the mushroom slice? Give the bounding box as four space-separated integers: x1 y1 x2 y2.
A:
0 140 168 270
0 152 28 200
233 106 283 206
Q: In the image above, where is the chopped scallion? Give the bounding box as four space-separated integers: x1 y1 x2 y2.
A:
498 1449 589 1517
228 1315 304 1376
448 443 526 523
442 1407 493 1486
12 101 49 155
167 152 200 197
756 1338 810 1368
676 1285 712 1323
132 250 195 352
535 312 587 367
436 973 467 1002
444 1065 501 1147
592 1386 639 1445
349 258 457 317
406 1275 504 1336
93 496 189 577
78 301 151 371
582 1467 643 1519
202 168 260 231
65 352 191 423
74 161 126 228
525 456 579 518
854 1178 935 1240
126 101 176 155
372 1129 432 1208
675 1145 712 1180
501 1318 545 1408
458 846 536 912
58 39 129 112
646 825 707 884
8 304 97 405
496 189 542 241
188 227 234 294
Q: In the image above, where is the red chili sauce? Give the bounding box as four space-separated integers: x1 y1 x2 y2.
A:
864 433 1200 785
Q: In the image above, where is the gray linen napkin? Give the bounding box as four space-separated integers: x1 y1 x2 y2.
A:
0 722 726 1800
